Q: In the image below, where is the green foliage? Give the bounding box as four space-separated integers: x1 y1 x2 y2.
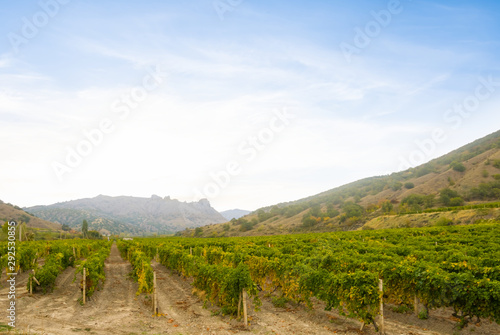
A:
450 161 466 172
84 222 500 327
493 159 500 169
257 209 274 222
482 170 490 178
339 202 365 223
82 220 88 238
418 309 429 320
117 241 153 295
194 227 203 236
439 188 463 207
326 204 340 218
469 181 500 200
74 241 112 297
401 194 435 210
404 182 415 189
271 295 291 308
240 220 258 232
493 174 500 180
381 200 393 214
87 230 102 239
390 181 403 191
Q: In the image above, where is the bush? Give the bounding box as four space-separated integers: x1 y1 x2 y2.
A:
402 194 435 209
494 159 500 169
440 188 462 206
391 181 403 191
404 182 415 189
450 161 466 172
482 170 490 178
449 197 465 207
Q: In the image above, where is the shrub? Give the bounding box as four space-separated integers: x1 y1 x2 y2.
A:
450 161 466 172
404 182 415 189
440 188 462 206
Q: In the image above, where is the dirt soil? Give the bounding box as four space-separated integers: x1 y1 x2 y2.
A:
1 243 499 335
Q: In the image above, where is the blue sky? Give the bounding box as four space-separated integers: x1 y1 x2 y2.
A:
1 0 500 212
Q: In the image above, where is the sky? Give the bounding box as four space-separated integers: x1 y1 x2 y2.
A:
1 0 500 212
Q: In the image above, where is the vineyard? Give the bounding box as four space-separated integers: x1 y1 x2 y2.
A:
0 223 499 334
119 222 500 330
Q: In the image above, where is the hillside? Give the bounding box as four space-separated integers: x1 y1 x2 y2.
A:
220 209 251 220
0 200 61 230
182 129 500 237
25 195 226 235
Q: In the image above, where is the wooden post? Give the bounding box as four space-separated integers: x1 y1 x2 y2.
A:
379 279 384 334
30 276 32 294
242 289 248 327
73 247 75 258
190 247 193 255
83 267 86 305
156 248 159 262
19 225 22 242
414 295 420 315
153 271 158 314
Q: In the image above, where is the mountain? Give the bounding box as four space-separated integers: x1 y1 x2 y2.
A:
183 129 500 237
0 200 61 230
220 209 251 220
25 195 226 235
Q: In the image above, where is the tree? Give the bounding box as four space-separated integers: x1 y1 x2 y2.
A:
326 204 340 218
82 220 88 238
62 224 71 231
341 201 364 219
87 230 102 239
194 227 203 236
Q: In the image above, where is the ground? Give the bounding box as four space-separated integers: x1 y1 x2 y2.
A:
1 243 499 335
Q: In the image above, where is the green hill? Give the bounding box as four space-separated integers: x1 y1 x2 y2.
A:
182 129 500 237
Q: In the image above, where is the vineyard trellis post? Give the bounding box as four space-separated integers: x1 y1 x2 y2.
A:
83 267 86 305
378 279 385 334
152 271 158 314
242 289 248 327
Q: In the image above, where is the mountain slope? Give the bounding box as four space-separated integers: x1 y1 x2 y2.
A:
220 209 251 220
0 200 61 230
186 129 500 237
26 195 226 235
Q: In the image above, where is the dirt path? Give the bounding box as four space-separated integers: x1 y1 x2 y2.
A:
1 244 499 334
